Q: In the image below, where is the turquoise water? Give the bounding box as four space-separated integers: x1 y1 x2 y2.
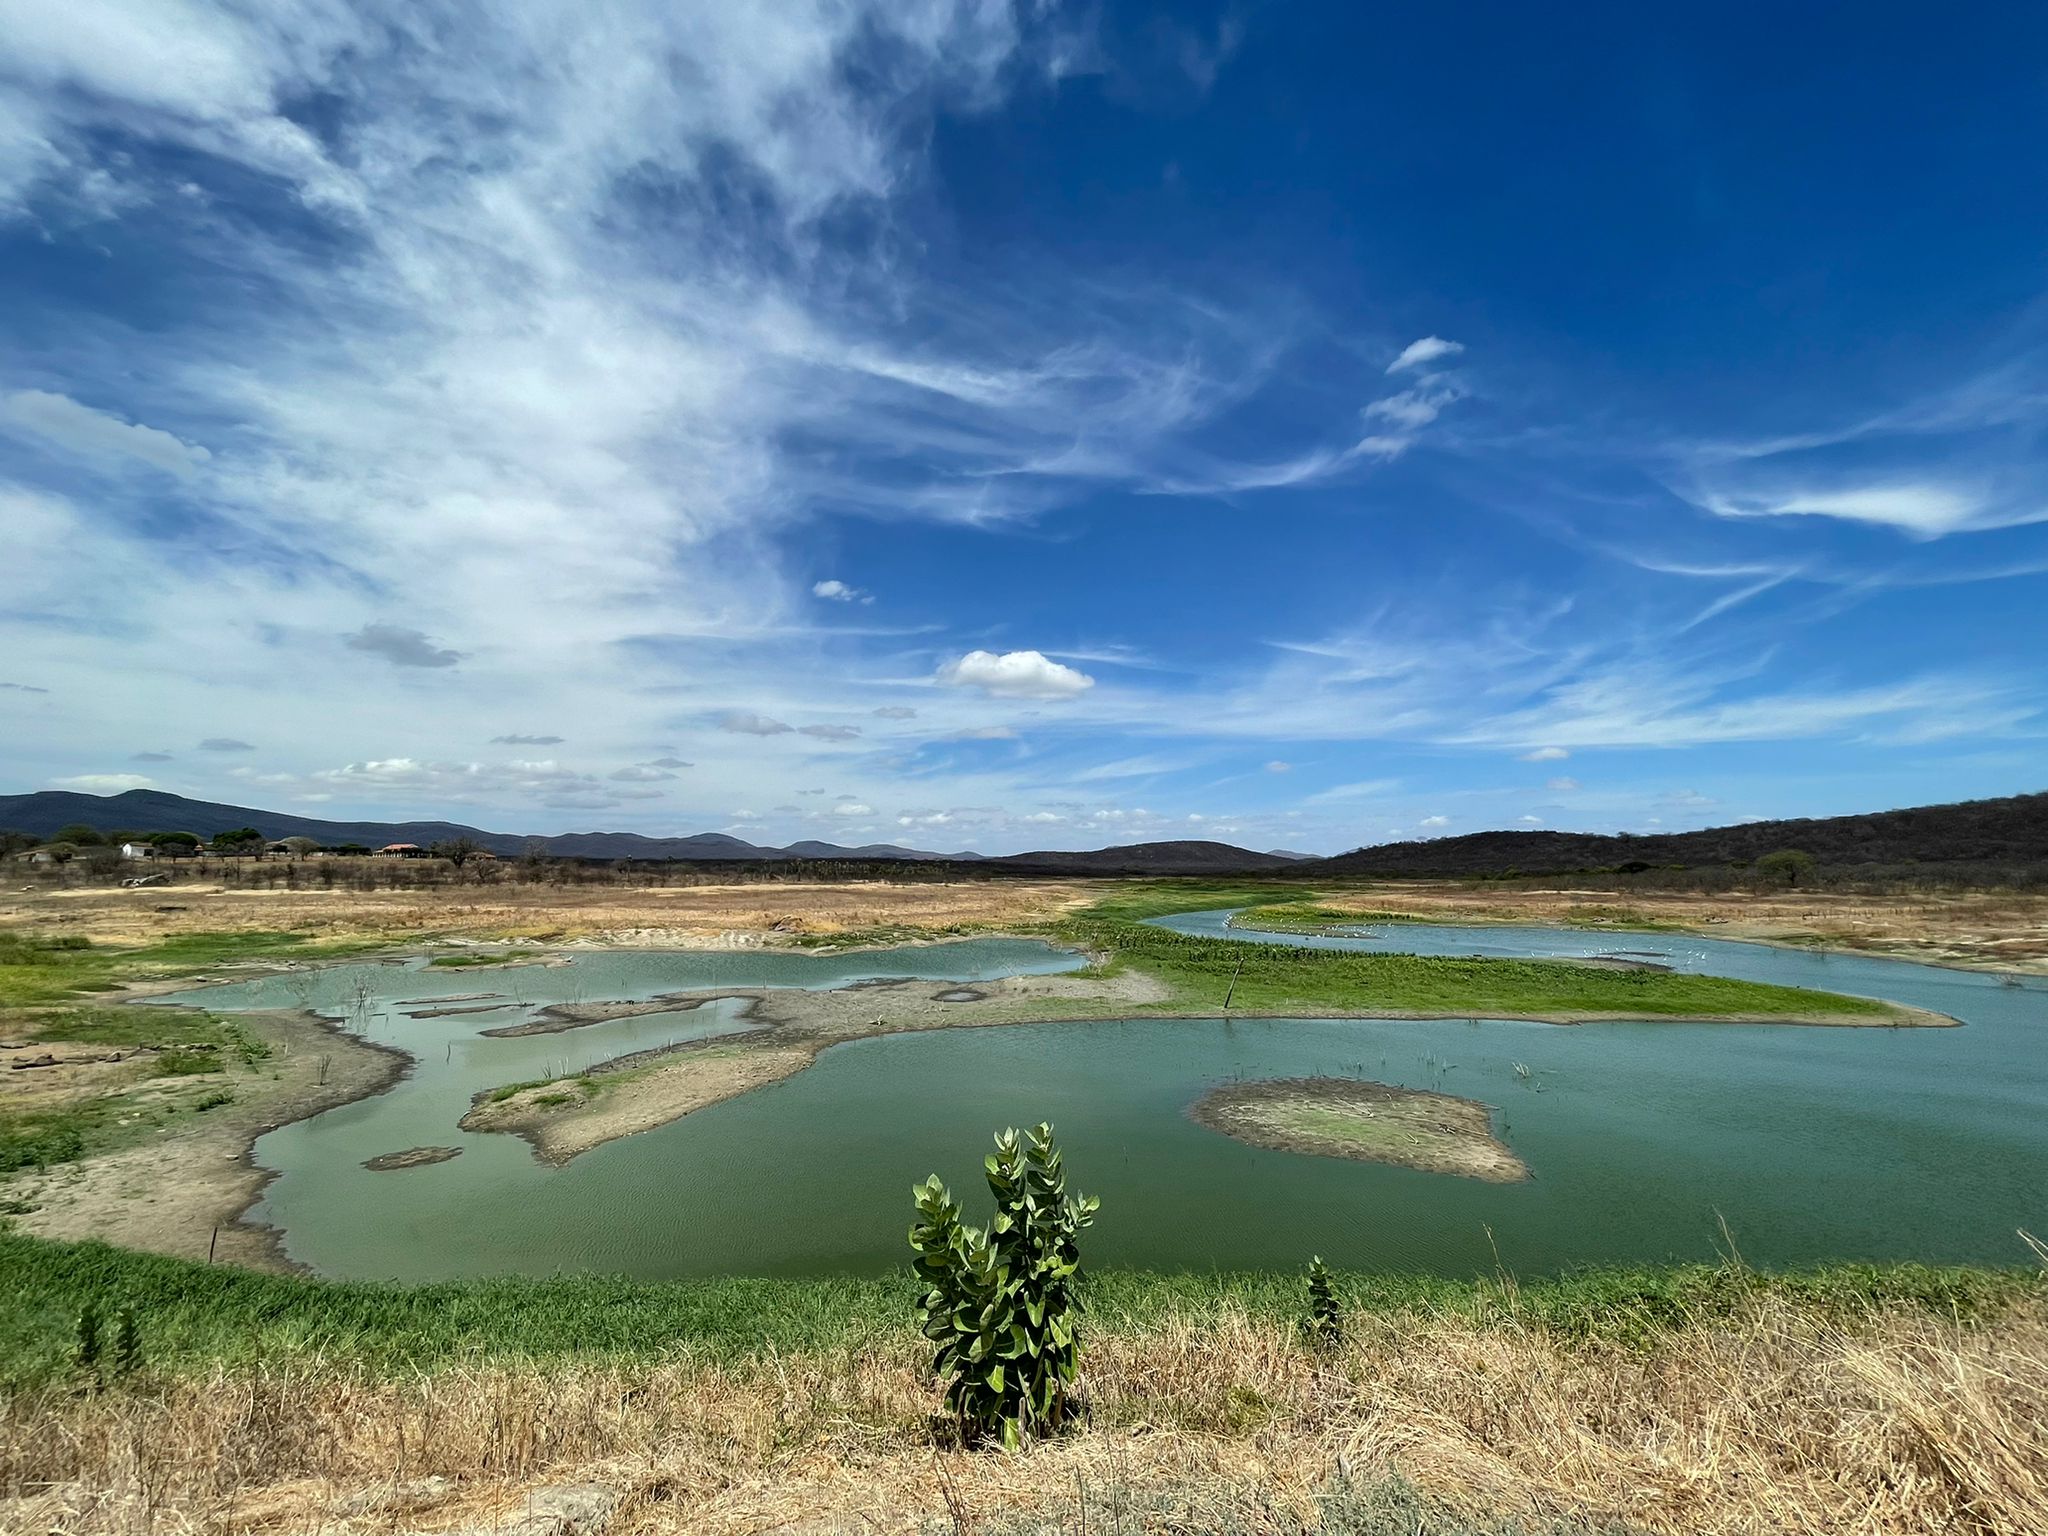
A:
153 917 2048 1281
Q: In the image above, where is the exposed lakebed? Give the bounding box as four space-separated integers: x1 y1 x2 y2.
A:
150 916 2048 1282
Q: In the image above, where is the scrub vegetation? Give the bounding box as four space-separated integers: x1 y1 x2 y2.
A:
2 1233 2044 1535
1192 1077 1529 1182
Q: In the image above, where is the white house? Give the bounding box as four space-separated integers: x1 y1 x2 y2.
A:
119 842 156 860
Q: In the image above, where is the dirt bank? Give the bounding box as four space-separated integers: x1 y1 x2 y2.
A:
8 1007 404 1272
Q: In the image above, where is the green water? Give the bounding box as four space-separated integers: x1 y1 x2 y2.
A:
154 917 2048 1280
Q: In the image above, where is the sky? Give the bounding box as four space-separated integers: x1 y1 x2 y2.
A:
3 2 2047 855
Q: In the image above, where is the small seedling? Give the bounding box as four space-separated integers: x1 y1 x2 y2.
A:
1306 1256 1342 1349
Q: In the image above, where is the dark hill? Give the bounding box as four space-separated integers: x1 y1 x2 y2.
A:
1309 791 2048 877
0 789 963 862
987 839 1300 875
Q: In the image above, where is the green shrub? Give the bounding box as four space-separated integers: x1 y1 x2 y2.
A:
909 1123 1099 1448
1306 1255 1342 1348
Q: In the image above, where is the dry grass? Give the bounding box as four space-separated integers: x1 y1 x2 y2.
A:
0 879 1094 950
6 1297 2044 1535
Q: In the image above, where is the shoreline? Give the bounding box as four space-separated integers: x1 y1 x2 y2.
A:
10 997 408 1276
5 920 1956 1264
448 969 1950 1167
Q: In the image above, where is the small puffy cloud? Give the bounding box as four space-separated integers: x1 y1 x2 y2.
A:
1264 760 1291 773
199 738 255 752
2 389 211 477
345 623 463 669
1 681 50 693
1518 815 1543 826
937 649 1094 700
1546 776 1580 791
799 724 862 741
951 726 1017 740
872 705 918 719
718 711 793 735
1386 336 1464 374
833 802 874 816
492 733 564 745
609 765 675 782
812 579 872 604
643 756 693 769
1419 814 1451 829
52 773 155 792
131 751 173 762
1520 746 1569 762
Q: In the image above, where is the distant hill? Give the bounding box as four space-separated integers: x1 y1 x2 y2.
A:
986 840 1301 875
0 789 967 863
1308 791 2048 877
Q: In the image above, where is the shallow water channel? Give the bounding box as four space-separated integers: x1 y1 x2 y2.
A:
153 916 2048 1281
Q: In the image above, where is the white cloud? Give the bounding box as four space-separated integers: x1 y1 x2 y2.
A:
1 390 210 477
1546 776 1580 791
1702 483 1990 538
1520 746 1569 762
950 726 1017 740
812 579 872 604
1386 336 1463 374
608 765 675 782
1418 814 1450 829
936 649 1094 700
198 737 254 752
1264 760 1291 772
492 734 564 745
872 706 918 719
832 802 873 816
1517 814 1543 825
51 772 155 792
798 724 861 741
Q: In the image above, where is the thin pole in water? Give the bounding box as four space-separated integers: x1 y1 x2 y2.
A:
1223 955 1244 1010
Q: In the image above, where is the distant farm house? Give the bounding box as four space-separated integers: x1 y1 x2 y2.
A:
378 842 428 857
119 842 156 859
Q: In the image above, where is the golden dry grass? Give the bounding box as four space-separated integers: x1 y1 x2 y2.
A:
6 1297 2044 1535
0 878 1095 950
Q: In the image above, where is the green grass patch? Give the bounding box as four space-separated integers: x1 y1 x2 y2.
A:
0 927 383 1009
0 1231 2035 1384
150 1048 222 1077
1057 918 1892 1020
1067 881 1325 925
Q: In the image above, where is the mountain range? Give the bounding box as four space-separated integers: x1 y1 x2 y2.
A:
3 786 2043 876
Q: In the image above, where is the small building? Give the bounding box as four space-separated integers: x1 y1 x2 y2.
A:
119 842 156 860
378 842 426 858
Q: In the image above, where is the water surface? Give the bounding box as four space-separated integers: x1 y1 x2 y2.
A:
155 916 2048 1280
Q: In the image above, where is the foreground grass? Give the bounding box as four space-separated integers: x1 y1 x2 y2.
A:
2 1231 2037 1382
3 1233 2043 1534
1061 917 1896 1020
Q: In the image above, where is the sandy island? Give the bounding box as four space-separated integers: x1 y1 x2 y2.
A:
1191 1076 1529 1182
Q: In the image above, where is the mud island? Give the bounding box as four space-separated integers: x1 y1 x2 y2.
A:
1191 1075 1530 1182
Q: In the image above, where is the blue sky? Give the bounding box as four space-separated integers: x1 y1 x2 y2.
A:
2 2 2045 853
